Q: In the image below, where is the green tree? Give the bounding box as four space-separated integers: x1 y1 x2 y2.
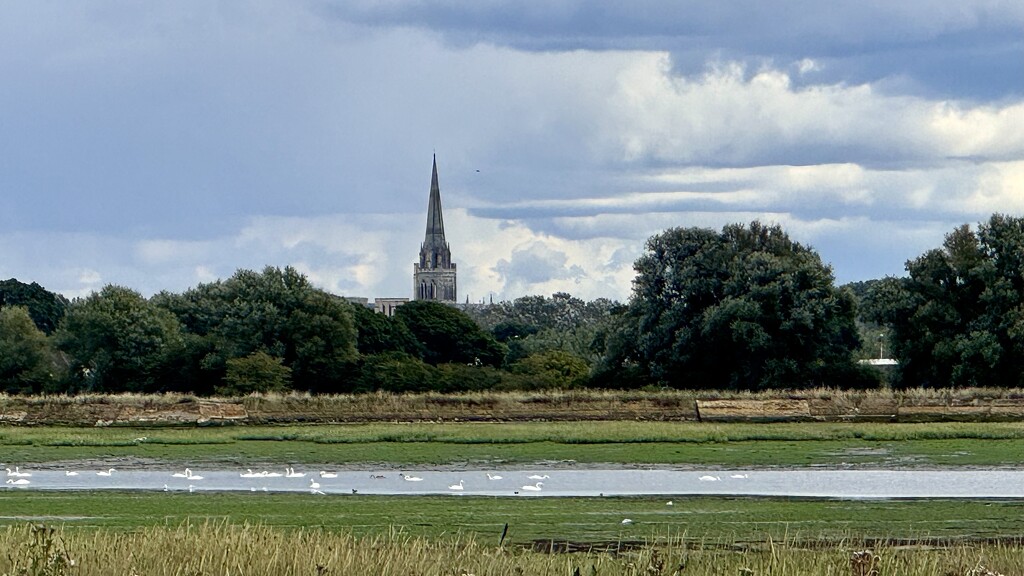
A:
55 285 187 393
394 301 505 367
0 278 68 334
0 306 61 394
154 267 359 394
864 214 1024 387
603 222 863 390
347 301 423 357
218 351 292 396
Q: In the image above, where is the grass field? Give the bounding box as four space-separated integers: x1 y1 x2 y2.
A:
5 421 1024 468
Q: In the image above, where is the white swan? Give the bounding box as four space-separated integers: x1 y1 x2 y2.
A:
666 501 674 506
6 467 31 477
698 475 720 482
521 482 543 491
730 474 749 479
309 478 321 490
448 480 464 491
186 471 204 480
97 468 115 476
6 478 30 485
285 467 305 478
319 471 338 478
261 470 282 478
401 474 423 482
486 473 503 480
171 468 191 478
621 518 634 525
527 474 549 480
65 471 78 476
240 469 260 478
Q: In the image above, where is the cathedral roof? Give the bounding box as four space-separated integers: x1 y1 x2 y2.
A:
423 154 447 247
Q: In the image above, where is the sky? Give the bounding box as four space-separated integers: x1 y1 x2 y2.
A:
1 1 1022 303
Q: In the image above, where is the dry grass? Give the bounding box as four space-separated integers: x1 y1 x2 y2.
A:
1 522 1022 576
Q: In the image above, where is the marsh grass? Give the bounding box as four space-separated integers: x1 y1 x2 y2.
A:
2 522 1023 576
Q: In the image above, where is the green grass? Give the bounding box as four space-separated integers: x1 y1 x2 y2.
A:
4 421 1024 467
3 491 1024 544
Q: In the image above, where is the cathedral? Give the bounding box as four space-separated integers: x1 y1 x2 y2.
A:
413 155 457 302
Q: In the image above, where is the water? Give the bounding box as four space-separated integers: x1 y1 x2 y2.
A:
6 467 1024 498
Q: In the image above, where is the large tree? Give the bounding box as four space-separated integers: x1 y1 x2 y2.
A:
154 267 359 393
0 278 68 334
603 222 863 390
55 285 187 393
394 300 505 367
864 214 1024 387
0 306 61 394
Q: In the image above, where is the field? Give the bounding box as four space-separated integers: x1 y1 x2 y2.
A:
5 396 1024 574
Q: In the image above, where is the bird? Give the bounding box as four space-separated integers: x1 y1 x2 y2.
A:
486 473 503 480
163 484 169 492
285 467 305 478
65 471 79 476
97 468 115 476
240 469 260 478
172 468 191 478
311 488 326 495
448 480 465 491
186 471 203 480
370 474 387 479
621 518 634 525
521 482 543 491
309 478 321 490
730 474 749 479
133 437 148 443
527 474 549 480
6 478 30 485
6 467 30 477
401 474 423 482
188 485 194 493
319 471 338 479
666 501 674 506
261 470 282 478
698 475 720 482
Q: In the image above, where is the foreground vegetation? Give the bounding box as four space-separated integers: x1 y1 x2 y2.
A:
2 498 1024 575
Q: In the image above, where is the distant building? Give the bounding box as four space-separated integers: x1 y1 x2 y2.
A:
413 155 457 302
374 297 408 318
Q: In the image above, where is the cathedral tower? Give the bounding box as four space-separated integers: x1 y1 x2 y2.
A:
413 155 457 302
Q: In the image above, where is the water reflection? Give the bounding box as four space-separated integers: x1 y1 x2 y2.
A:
6 468 1024 498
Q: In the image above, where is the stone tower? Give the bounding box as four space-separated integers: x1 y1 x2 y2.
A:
413 155 457 302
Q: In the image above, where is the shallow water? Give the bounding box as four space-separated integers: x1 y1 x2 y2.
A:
6 468 1024 498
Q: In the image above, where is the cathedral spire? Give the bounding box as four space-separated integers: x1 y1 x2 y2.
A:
413 154 457 302
424 154 446 245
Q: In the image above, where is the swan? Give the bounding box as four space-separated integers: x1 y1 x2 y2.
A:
6 478 30 485
186 471 203 480
171 468 191 478
521 482 543 491
448 480 464 491
285 467 305 478
527 474 549 480
310 488 326 495
6 467 30 477
730 474 749 479
309 478 321 490
698 475 720 482
486 473 503 480
188 485 194 493
401 474 423 482
621 518 633 525
163 484 169 492
261 470 282 478
240 469 260 478
319 471 338 478
666 501 674 506
97 468 115 476
65 471 78 476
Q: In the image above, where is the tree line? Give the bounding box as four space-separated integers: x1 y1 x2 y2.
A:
2 214 1022 395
